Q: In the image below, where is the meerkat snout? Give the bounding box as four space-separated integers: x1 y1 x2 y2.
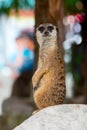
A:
44 31 49 36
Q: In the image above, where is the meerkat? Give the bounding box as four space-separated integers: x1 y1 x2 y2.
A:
32 23 66 111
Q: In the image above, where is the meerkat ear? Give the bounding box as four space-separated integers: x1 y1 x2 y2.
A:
56 27 58 32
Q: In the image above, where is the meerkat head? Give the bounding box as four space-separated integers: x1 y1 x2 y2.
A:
36 23 58 46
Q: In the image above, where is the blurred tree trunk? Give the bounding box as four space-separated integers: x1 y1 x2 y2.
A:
35 0 64 26
34 0 65 67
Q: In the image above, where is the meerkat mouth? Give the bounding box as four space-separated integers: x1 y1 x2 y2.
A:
43 34 51 37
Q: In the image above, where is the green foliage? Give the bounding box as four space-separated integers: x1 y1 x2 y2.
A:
0 0 35 15
0 6 11 15
71 44 84 83
65 0 82 13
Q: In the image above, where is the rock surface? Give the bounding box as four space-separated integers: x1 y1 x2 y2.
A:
13 104 87 130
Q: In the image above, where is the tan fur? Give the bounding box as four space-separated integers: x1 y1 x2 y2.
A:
32 23 66 110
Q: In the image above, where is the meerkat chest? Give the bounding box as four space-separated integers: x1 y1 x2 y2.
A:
38 48 62 70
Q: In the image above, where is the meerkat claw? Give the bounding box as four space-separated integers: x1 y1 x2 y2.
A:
32 109 40 115
33 86 38 91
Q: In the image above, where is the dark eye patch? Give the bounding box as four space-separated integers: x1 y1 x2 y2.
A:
38 26 45 33
47 25 54 32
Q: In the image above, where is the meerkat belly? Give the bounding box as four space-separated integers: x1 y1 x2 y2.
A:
34 70 66 109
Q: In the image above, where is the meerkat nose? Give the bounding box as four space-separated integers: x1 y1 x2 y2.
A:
44 31 49 35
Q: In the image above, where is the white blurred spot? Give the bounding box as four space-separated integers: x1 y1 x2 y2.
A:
67 15 75 24
1 66 12 77
74 23 82 33
65 73 74 98
63 40 72 50
74 34 82 45
64 54 71 63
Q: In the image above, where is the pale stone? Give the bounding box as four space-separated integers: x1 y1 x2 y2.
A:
13 104 87 130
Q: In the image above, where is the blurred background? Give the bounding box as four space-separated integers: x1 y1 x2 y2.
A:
0 0 87 130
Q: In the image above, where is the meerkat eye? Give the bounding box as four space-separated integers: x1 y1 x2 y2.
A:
47 25 54 32
38 26 45 33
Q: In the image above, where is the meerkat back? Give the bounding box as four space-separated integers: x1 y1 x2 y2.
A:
32 23 66 111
